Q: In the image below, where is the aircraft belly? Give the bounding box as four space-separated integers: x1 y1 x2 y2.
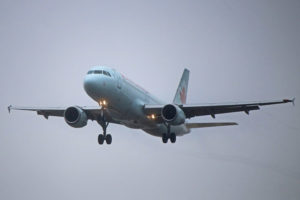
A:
143 124 189 137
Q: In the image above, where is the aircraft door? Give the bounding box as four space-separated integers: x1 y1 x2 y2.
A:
117 73 122 89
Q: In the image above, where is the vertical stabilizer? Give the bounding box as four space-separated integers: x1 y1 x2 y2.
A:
173 68 190 105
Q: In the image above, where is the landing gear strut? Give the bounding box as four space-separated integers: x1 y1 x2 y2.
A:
162 124 176 144
97 110 112 145
98 120 112 145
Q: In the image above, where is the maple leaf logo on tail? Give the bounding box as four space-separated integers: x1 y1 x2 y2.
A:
173 68 190 105
180 87 186 104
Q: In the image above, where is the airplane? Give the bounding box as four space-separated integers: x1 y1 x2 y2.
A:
8 66 295 145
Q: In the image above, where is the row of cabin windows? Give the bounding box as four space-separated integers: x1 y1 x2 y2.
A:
87 70 111 77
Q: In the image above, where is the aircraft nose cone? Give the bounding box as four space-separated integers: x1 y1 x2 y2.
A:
84 69 115 101
84 75 99 96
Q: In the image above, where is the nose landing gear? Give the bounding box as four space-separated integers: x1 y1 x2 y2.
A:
97 109 112 145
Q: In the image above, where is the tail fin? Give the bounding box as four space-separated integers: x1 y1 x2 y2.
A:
173 68 190 105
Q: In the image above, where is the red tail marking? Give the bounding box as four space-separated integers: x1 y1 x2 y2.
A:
180 87 186 104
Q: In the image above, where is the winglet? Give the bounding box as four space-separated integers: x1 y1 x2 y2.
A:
292 98 295 106
283 98 295 106
8 105 12 113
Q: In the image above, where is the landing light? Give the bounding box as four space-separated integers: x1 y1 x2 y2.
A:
99 100 108 107
147 114 156 120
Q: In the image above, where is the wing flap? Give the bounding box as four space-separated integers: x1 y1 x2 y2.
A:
182 99 293 118
8 106 67 118
183 105 260 118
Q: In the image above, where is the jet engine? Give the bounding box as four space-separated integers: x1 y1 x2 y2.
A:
64 106 88 128
161 104 186 125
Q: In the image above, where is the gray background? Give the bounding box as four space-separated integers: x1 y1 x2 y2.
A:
1 0 300 199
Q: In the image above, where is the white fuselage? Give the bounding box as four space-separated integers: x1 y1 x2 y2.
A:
83 66 189 137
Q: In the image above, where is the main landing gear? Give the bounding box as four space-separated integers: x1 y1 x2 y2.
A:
98 132 112 145
97 110 112 145
162 124 176 144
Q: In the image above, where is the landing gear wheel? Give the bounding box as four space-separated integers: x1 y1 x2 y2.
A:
170 133 176 143
97 112 112 145
106 134 112 145
98 134 105 145
162 134 168 143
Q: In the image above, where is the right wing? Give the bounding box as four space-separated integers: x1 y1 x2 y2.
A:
181 99 294 119
144 98 294 120
8 105 120 124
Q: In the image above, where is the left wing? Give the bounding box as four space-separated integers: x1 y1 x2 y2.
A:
144 98 294 119
8 105 120 124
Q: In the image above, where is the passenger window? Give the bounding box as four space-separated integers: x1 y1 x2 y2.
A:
94 70 102 74
87 70 93 74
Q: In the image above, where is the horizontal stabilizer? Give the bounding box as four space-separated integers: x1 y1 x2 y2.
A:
186 122 238 129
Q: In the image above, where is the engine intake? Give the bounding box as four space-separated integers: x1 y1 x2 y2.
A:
64 106 88 128
161 104 185 125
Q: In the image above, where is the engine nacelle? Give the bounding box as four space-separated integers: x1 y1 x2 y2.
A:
64 106 88 128
161 104 186 125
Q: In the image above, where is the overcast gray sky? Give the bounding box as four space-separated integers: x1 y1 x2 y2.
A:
1 0 300 199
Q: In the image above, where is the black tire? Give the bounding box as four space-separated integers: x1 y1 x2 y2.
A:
162 134 168 143
170 133 176 143
98 134 105 145
106 134 112 144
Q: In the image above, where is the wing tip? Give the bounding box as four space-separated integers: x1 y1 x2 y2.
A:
283 98 295 106
8 105 12 113
184 68 190 73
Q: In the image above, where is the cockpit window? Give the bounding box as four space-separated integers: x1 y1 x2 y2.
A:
102 71 111 77
87 70 111 77
94 70 103 74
